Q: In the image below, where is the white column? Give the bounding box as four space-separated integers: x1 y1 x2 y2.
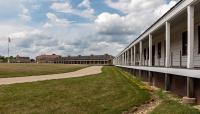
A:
139 41 142 66
131 47 133 65
121 55 123 65
166 21 171 67
149 34 152 66
123 52 126 65
187 5 194 69
126 51 128 65
134 45 136 65
120 56 121 65
118 57 119 65
121 56 122 65
127 50 129 65
125 51 127 65
122 54 124 65
117 56 119 65
123 53 125 65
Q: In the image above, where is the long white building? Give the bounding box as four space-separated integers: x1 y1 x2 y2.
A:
113 0 200 104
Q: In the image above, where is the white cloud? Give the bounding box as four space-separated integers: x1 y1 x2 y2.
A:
95 12 153 35
10 32 26 39
50 2 72 13
10 29 42 39
0 0 32 23
44 12 70 28
96 0 178 35
19 6 31 22
20 14 31 22
106 0 164 14
0 0 180 58
78 0 91 8
154 0 177 16
95 13 135 35
50 0 95 20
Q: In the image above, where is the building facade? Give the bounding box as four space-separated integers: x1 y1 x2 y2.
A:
113 0 200 104
36 54 61 63
55 54 113 65
36 54 113 65
10 55 31 63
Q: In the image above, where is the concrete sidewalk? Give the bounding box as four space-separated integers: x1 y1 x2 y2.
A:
0 66 103 85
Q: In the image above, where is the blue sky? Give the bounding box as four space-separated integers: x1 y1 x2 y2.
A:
0 0 179 58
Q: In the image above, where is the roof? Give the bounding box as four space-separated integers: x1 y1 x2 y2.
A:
56 54 114 61
36 54 61 59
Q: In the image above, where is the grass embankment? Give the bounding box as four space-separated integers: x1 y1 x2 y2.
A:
121 69 200 114
150 90 200 114
0 64 88 78
0 66 150 114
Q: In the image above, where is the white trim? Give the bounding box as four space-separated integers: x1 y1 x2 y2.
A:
116 65 200 79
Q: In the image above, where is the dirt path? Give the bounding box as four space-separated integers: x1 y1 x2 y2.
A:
132 95 161 114
123 94 161 114
0 66 103 85
123 85 162 114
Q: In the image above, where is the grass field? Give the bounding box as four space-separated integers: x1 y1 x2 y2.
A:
0 63 88 78
151 100 200 114
150 90 200 114
0 66 150 114
0 66 199 114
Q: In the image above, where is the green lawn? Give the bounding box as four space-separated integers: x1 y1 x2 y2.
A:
0 66 150 114
151 100 200 114
150 90 200 114
0 66 198 114
0 63 88 78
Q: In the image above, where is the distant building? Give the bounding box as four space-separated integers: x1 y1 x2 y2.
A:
36 54 61 63
11 55 31 63
55 54 114 65
36 54 114 65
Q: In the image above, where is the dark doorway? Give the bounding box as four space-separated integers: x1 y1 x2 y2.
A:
182 31 187 56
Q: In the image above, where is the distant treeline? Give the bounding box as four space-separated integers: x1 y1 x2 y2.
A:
0 56 15 63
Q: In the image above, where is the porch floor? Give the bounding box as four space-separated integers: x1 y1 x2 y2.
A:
116 65 200 79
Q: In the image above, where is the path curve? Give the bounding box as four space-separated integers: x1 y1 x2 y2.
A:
0 66 103 85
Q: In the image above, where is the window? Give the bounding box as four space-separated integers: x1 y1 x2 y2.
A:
158 42 162 58
144 48 146 60
182 31 187 56
198 26 200 53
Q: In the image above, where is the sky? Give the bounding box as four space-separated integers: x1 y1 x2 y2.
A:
0 0 179 58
